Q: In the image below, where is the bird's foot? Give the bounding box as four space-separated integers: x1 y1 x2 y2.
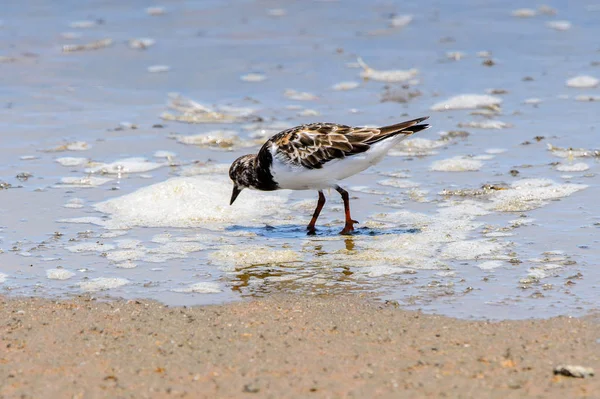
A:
306 225 317 236
339 220 359 235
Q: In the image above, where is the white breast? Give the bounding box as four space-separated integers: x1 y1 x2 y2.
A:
270 135 407 190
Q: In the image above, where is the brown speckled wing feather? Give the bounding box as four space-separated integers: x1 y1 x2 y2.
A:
266 117 429 169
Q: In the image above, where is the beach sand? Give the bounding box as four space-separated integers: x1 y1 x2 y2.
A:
1 294 598 398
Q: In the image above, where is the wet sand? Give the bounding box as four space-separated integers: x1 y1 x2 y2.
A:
1 295 598 398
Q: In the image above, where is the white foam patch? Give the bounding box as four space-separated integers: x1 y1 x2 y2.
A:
85 158 164 174
458 120 511 129
179 163 230 176
491 178 587 212
390 14 413 27
365 266 414 277
94 176 290 230
349 186 388 195
430 157 483 172
377 179 420 189
0 273 7 283
153 151 176 159
114 239 142 249
486 148 506 154
174 130 251 150
431 94 502 111
397 138 447 150
146 6 166 15
284 89 318 101
298 109 320 117
512 8 536 17
547 20 572 31
358 58 419 82
147 65 170 73
100 230 129 238
116 261 137 269
64 198 85 209
473 154 495 161
210 245 301 269
331 81 360 91
46 269 76 280
79 277 129 292
241 73 266 82
58 176 113 187
524 98 542 105
477 261 504 270
58 216 107 226
575 95 600 102
56 157 88 167
566 75 599 88
129 37 155 49
547 144 599 158
66 242 116 253
172 282 222 293
441 240 504 260
556 163 590 172
106 249 145 262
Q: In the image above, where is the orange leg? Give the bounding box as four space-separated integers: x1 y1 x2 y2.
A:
336 186 358 235
306 191 326 235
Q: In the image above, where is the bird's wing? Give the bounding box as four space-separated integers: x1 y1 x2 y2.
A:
265 117 429 169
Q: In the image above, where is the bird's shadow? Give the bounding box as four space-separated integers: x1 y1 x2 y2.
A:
226 224 420 239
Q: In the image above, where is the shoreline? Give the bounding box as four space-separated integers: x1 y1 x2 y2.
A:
1 294 598 398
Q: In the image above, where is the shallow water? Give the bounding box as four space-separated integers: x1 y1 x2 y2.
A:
1 0 599 319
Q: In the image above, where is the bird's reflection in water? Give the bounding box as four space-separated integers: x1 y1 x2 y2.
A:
229 237 360 294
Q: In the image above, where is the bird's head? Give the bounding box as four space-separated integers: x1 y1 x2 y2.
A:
228 154 255 205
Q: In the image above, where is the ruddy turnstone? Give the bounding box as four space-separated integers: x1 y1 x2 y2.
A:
229 116 430 234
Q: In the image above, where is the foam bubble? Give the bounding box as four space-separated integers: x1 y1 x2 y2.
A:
94 176 289 230
172 282 222 293
46 269 76 280
79 277 129 292
431 94 502 111
0 273 6 283
430 157 483 172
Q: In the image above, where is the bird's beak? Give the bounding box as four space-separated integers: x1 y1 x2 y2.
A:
230 185 242 205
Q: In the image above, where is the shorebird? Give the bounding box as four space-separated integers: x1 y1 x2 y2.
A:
229 116 430 234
